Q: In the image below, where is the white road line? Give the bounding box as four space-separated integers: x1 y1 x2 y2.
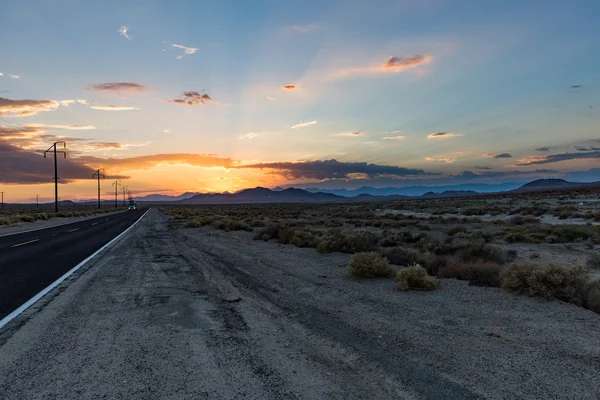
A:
68 228 79 233
0 209 150 331
10 239 40 248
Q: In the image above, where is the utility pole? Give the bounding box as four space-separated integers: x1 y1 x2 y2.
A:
122 185 127 207
92 169 105 209
1 192 4 210
44 141 66 213
36 195 39 209
112 180 121 208
128 190 132 201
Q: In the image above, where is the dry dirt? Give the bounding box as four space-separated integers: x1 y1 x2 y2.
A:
1 208 599 399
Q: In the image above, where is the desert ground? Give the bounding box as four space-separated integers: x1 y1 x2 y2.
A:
1 188 600 399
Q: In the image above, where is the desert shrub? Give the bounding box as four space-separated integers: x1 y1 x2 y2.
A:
439 262 503 287
459 239 506 264
528 265 588 305
419 253 449 276
347 252 394 279
379 246 421 266
447 226 467 236
18 215 35 222
586 254 600 269
595 211 600 221
500 262 537 293
210 218 252 232
395 265 438 291
585 281 600 313
184 218 203 228
253 224 282 241
505 231 528 243
287 229 319 248
317 229 379 254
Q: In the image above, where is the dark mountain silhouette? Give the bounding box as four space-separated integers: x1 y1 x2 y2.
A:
301 182 522 197
513 179 600 192
182 187 341 204
134 192 200 202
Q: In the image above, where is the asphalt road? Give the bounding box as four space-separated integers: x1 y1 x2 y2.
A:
0 208 146 320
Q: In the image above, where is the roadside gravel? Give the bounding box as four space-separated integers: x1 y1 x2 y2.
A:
1 208 598 399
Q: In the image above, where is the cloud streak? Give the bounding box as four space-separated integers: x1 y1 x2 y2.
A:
88 82 147 92
484 152 513 159
90 105 139 111
425 156 456 164
427 132 464 139
290 120 317 129
517 151 600 166
334 54 431 78
383 135 405 140
76 153 233 170
0 97 62 117
281 84 297 91
337 131 363 137
236 159 434 180
172 43 199 59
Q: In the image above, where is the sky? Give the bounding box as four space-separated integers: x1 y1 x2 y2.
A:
1 0 599 202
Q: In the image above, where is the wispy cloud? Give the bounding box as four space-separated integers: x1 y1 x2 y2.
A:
474 166 492 170
0 72 3 76
76 99 87 105
88 82 147 93
239 132 266 140
10 74 20 79
383 135 405 140
168 91 213 106
281 84 297 91
337 131 363 137
292 25 309 33
484 152 513 159
172 43 199 59
427 132 464 139
290 120 317 129
0 97 66 117
425 156 456 164
517 151 600 166
535 146 552 152
334 54 431 78
25 124 96 131
118 26 131 40
266 96 276 101
90 105 139 111
77 153 233 170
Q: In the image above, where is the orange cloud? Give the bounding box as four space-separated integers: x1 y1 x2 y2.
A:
425 156 456 164
76 153 234 171
281 84 297 90
334 54 431 78
383 135 405 140
0 97 62 117
168 91 213 106
90 105 139 111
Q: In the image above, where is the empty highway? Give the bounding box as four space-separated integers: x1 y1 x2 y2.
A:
0 208 147 320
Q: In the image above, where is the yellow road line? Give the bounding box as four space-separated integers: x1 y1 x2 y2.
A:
68 228 79 232
11 239 40 248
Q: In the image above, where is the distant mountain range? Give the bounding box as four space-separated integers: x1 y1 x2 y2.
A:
134 192 200 202
127 179 600 206
281 182 523 197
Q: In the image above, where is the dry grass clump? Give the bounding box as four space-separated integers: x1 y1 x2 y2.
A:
395 265 438 291
438 262 503 287
500 262 600 313
317 229 379 254
378 246 421 266
459 239 507 264
348 252 394 279
586 254 600 269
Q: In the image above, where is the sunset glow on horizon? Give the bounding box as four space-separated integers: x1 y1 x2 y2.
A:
1 0 599 202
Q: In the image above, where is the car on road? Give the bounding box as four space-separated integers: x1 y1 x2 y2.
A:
128 200 137 211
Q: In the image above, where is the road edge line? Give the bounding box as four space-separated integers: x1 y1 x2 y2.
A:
0 209 150 331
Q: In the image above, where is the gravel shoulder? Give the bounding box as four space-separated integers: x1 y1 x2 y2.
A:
1 208 599 399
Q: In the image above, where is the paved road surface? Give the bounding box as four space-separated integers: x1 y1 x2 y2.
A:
0 208 146 320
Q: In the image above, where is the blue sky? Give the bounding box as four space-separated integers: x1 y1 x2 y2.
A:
1 0 599 200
